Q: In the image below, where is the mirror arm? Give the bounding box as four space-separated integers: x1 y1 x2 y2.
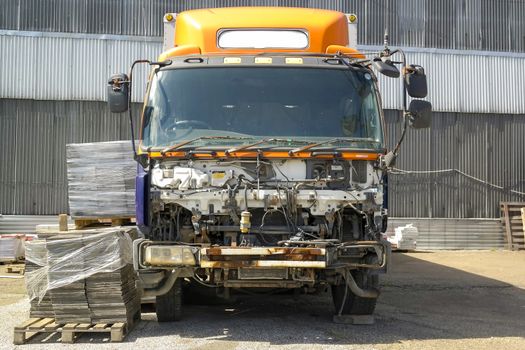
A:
127 60 151 162
397 48 407 113
393 112 409 155
382 48 408 169
382 111 409 169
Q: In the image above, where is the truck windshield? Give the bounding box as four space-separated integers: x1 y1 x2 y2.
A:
142 67 383 150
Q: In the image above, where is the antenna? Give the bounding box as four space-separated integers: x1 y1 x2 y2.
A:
381 29 391 57
384 28 389 48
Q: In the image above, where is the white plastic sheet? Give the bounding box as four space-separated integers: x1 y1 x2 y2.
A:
387 224 418 250
66 141 136 219
25 228 133 303
0 237 24 261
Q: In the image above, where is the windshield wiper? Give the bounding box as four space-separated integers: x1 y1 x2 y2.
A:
225 138 310 154
288 137 377 155
160 136 253 155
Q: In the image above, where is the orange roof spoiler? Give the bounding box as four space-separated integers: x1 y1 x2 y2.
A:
161 7 361 57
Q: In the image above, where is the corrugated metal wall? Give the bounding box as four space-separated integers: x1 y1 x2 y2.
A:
0 215 72 235
387 218 505 250
1 0 524 220
2 0 525 53
384 110 525 218
374 46 525 114
0 99 523 217
2 32 525 113
0 33 157 103
0 99 140 215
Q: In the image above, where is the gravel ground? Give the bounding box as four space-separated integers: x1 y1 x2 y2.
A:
0 265 25 307
1 251 525 350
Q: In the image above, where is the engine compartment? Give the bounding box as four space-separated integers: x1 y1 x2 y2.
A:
144 158 386 246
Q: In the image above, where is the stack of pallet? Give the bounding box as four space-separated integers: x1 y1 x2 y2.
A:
25 227 140 324
26 264 54 318
49 280 92 324
500 202 525 250
0 236 24 262
86 265 140 324
46 235 92 323
24 239 54 317
387 224 418 250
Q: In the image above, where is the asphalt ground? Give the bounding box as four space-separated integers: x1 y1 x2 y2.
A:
1 250 524 350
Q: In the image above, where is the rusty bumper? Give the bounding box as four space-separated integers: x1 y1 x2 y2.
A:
134 239 389 271
200 247 328 268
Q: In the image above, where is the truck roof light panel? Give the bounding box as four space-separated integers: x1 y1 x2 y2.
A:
223 57 242 64
285 57 303 64
254 57 272 64
217 30 309 49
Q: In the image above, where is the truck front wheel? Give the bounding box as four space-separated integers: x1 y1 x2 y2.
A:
156 278 183 322
331 269 379 315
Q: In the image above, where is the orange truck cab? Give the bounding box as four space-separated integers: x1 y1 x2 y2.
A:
107 7 431 323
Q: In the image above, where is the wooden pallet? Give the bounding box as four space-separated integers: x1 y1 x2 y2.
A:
6 264 25 274
0 259 23 265
13 313 139 345
500 202 525 250
74 217 135 229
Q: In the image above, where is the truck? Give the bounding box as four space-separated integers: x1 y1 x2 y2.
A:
107 7 431 322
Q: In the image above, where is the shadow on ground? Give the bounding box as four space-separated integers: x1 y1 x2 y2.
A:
128 253 525 346
24 253 525 346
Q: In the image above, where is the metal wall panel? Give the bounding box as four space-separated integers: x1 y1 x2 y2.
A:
0 215 71 234
0 33 156 102
2 0 525 52
2 32 525 114
0 99 141 215
387 218 505 250
385 111 525 218
0 100 18 215
372 46 525 113
0 99 524 217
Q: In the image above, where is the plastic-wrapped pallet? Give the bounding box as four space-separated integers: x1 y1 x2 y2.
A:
24 241 54 318
0 236 24 262
86 265 140 324
47 235 92 323
387 224 418 250
25 227 139 324
66 141 136 219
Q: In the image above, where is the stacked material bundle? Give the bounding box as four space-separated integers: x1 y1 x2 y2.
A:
86 265 140 324
27 282 54 317
27 283 54 317
49 281 92 323
24 239 54 317
66 141 136 219
46 234 91 323
387 224 418 250
0 236 24 262
25 227 138 324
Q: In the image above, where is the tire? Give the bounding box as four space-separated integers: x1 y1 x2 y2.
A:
156 278 182 322
331 269 379 315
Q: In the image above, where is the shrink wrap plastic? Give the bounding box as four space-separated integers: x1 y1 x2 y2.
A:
0 236 25 261
67 141 136 218
25 228 133 303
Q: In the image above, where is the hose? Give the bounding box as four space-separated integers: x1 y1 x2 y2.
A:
141 269 180 298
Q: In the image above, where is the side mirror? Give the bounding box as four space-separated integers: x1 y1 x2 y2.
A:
408 100 432 129
405 65 428 98
372 57 400 78
107 73 129 113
